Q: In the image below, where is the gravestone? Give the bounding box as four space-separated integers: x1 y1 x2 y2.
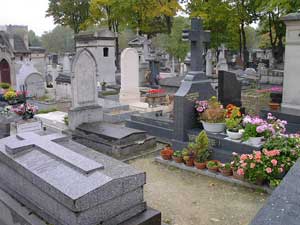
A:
216 45 228 73
173 18 216 147
281 12 300 110
0 132 160 225
218 71 242 107
119 48 140 104
68 49 103 130
24 73 45 97
62 54 71 74
206 49 213 76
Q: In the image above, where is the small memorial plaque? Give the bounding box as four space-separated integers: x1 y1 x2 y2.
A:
16 121 42 134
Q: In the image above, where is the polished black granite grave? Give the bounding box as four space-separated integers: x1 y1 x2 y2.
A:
72 122 156 159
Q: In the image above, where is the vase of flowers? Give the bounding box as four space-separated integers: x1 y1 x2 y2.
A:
195 97 226 133
11 103 38 120
225 104 243 140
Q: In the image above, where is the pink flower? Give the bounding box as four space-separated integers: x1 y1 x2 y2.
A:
250 163 256 169
237 168 244 176
248 154 253 160
254 151 262 160
266 167 273 174
241 163 247 168
240 154 248 161
278 168 284 173
271 159 278 166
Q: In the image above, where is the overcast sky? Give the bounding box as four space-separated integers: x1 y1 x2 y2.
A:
0 0 55 36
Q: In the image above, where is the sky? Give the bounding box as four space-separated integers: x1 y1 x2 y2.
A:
0 0 55 36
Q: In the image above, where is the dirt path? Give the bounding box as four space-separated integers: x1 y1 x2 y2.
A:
129 155 268 225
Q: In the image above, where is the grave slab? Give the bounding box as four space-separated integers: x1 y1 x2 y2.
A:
0 132 151 225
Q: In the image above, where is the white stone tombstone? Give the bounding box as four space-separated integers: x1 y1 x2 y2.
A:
68 49 103 130
62 54 71 74
216 49 228 74
206 49 213 76
24 73 45 97
119 48 140 104
282 13 300 110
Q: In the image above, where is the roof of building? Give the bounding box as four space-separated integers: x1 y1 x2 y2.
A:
282 12 300 21
13 34 29 53
29 46 46 53
55 73 71 84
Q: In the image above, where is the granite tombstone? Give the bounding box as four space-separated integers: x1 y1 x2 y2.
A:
0 132 161 225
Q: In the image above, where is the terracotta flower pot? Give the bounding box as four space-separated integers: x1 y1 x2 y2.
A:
172 156 183 163
184 159 194 167
233 170 244 181
207 160 220 173
194 161 207 170
219 168 233 176
269 102 280 111
161 154 172 160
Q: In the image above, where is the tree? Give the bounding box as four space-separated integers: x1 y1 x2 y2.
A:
152 16 190 62
41 26 75 53
258 0 300 63
28 30 42 47
46 0 90 34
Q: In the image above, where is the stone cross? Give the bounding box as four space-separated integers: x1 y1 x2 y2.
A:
5 132 104 174
183 18 211 73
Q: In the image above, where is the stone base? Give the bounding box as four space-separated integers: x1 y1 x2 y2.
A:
35 111 68 131
0 187 161 225
68 105 103 130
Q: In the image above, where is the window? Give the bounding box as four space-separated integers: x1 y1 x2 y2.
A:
103 47 109 57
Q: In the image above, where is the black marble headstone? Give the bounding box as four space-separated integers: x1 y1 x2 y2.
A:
172 18 215 148
218 71 242 107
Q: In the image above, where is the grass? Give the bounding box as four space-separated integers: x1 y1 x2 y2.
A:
37 108 58 114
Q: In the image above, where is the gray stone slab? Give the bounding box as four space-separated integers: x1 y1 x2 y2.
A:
78 122 146 141
0 133 146 218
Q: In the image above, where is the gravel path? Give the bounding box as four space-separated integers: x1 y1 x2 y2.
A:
129 154 268 225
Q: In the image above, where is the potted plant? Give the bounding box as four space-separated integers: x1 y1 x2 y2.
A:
242 115 271 146
225 105 243 140
182 148 196 167
195 96 226 133
190 131 210 170
206 160 220 173
172 151 183 163
219 163 233 176
160 144 174 160
231 152 245 180
4 88 17 105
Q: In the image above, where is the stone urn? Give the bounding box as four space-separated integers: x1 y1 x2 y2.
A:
201 121 225 133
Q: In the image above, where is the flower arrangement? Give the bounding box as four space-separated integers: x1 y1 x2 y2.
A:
225 105 242 132
11 103 38 120
231 138 300 188
148 89 166 95
195 96 226 123
4 89 17 102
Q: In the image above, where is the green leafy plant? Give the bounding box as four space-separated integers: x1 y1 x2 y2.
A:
173 151 182 157
4 88 17 101
207 161 218 168
189 131 210 163
0 82 10 89
225 106 242 132
64 116 69 125
219 163 231 170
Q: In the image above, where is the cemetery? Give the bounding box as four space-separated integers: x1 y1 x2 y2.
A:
0 1 300 225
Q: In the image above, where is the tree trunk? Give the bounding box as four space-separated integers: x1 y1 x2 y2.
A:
241 22 247 69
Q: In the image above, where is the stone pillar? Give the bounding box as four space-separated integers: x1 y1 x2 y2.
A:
282 13 300 110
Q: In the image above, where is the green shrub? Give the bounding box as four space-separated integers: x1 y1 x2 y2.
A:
0 82 10 89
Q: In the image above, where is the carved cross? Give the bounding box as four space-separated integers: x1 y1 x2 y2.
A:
5 132 104 174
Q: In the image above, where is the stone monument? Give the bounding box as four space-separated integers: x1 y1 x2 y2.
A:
75 30 117 85
216 45 228 73
173 18 216 147
119 48 140 104
68 48 103 130
0 132 161 225
281 12 300 110
206 49 213 76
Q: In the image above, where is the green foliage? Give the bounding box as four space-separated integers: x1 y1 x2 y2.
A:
64 116 69 125
173 150 182 157
152 16 189 62
36 108 58 115
28 30 42 47
0 83 10 89
46 0 90 34
207 161 218 168
243 123 260 141
41 26 74 53
189 131 210 163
